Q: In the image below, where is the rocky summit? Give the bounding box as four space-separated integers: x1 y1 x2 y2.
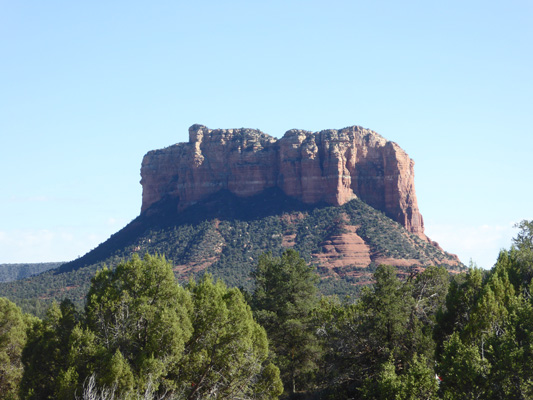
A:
141 124 425 238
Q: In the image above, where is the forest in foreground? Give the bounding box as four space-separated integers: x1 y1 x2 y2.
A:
1 220 533 400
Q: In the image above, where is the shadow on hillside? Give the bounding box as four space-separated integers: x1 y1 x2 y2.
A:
56 188 324 274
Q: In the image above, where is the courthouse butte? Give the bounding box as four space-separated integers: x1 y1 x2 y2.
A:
142 124 425 237
139 124 462 275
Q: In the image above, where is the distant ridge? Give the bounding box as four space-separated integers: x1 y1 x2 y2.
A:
0 262 63 282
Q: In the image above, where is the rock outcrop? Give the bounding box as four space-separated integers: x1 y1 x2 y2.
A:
141 124 426 237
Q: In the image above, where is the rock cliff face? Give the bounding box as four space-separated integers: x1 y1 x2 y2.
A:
141 124 426 237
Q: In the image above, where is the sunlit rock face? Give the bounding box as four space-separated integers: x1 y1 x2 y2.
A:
140 124 426 238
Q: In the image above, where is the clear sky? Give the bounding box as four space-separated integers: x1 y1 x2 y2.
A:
1 1 531 269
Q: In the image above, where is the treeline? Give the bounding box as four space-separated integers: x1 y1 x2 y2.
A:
0 262 63 283
1 221 533 399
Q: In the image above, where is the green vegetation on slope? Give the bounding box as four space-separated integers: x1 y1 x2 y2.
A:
0 189 462 316
0 263 63 283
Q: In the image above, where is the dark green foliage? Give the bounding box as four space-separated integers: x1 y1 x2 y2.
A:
20 299 79 400
355 265 418 374
83 253 193 396
0 190 462 313
315 265 438 398
3 220 533 399
360 354 439 400
433 220 533 399
438 332 491 399
176 274 283 399
0 298 35 400
0 264 99 317
251 249 322 395
18 254 282 400
316 274 364 297
0 263 63 283
412 266 450 328
435 267 484 349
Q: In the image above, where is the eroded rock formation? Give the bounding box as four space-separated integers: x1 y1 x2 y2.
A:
141 124 426 237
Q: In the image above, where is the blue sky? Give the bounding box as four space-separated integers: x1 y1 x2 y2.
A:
1 1 531 268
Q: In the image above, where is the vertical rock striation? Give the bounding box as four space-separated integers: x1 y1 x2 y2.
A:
140 124 426 238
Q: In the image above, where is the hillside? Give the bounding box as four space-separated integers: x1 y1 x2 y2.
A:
0 262 63 282
0 124 466 315
0 189 463 314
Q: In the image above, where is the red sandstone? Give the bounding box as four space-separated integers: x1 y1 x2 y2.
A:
141 124 426 237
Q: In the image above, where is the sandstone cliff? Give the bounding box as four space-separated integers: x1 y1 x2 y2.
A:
140 124 426 237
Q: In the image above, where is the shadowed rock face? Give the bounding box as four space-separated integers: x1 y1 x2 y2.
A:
140 124 426 237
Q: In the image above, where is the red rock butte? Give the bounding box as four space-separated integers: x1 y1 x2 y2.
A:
140 124 426 239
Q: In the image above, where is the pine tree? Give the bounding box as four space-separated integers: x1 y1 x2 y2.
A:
175 274 283 399
0 298 35 400
20 299 79 400
251 249 321 394
83 253 193 396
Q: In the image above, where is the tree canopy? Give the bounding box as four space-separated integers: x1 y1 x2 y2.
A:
3 220 533 399
0 297 35 400
18 254 282 400
251 249 321 395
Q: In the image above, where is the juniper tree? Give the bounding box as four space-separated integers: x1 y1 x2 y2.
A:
251 249 321 394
